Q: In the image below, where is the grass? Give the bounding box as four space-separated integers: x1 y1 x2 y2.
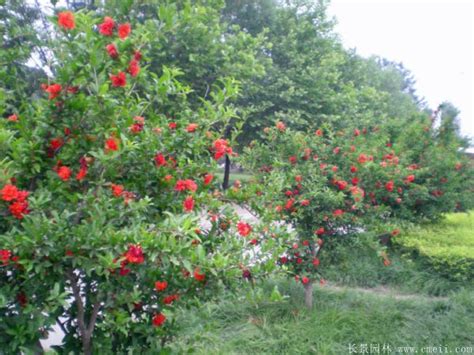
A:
167 221 474 354
172 279 474 354
395 212 474 281
214 171 253 186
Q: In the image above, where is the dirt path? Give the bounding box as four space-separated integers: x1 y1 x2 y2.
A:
321 283 450 302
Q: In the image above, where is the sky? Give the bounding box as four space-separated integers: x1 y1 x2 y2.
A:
327 0 474 144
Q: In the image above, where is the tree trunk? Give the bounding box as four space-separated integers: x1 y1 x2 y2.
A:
223 154 230 190
304 282 313 309
82 332 92 355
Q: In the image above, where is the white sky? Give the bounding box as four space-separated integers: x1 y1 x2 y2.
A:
327 0 474 143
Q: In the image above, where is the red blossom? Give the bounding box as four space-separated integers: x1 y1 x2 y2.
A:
312 258 320 267
276 121 286 132
1 184 19 201
125 244 144 264
50 138 64 151
105 137 119 152
186 123 198 133
128 59 140 77
301 276 310 285
315 227 325 236
193 268 205 282
335 180 348 191
332 209 344 217
357 154 368 164
58 11 75 30
203 173 214 185
7 114 18 122
134 50 142 61
9 200 29 219
155 153 167 167
315 129 323 136
75 167 88 181
183 196 194 212
111 184 124 197
175 179 197 192
0 250 12 265
57 166 72 181
110 72 126 87
212 139 233 160
163 294 179 305
155 281 168 292
300 199 310 206
44 84 62 100
106 43 118 58
98 17 115 36
152 313 166 327
237 221 252 237
169 122 177 129
118 23 131 39
385 180 394 192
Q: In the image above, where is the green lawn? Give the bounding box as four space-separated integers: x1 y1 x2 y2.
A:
396 212 474 281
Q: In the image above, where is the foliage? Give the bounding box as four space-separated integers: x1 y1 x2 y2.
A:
0 11 276 353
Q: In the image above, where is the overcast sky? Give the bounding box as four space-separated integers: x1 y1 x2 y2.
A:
327 0 474 144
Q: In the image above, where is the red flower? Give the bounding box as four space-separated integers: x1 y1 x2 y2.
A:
50 138 64 151
350 166 357 173
193 268 206 282
404 175 415 184
354 128 360 136
106 43 118 58
358 154 368 164
385 180 394 192
57 166 72 181
152 313 166 327
212 139 233 160
315 129 323 136
312 258 320 267
285 198 295 211
203 174 214 185
98 17 115 36
134 50 142 61
128 59 140 77
301 276 310 285
237 221 252 237
351 177 359 186
276 121 286 132
155 281 168 292
163 294 179 305
44 84 62 100
333 147 340 154
332 209 344 217
125 244 144 264
0 250 11 265
169 122 177 129
300 199 310 206
295 175 302 183
175 179 197 192
7 114 18 122
110 72 126 87
280 256 288 264
58 11 75 30
391 229 400 236
111 184 124 197
315 227 325 236
289 156 297 165
186 123 198 132
183 196 194 212
105 137 119 152
336 180 348 191
1 184 19 201
9 200 29 219
154 153 167 167
118 23 131 39
455 162 462 171
75 167 88 181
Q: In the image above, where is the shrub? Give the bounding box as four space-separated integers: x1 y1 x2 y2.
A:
0 11 274 353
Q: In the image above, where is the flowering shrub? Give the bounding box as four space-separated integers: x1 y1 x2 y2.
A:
0 12 273 353
241 121 473 307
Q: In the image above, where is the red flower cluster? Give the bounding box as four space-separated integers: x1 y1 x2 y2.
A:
7 114 18 122
237 221 252 237
42 83 62 100
129 116 145 133
1 184 30 219
124 244 144 264
183 196 195 212
212 139 233 160
110 72 127 87
106 43 119 59
175 179 197 192
155 281 168 292
186 123 198 133
98 17 115 36
128 59 140 77
203 173 214 185
105 137 119 152
0 249 12 265
152 313 166 327
58 11 75 30
193 268 206 282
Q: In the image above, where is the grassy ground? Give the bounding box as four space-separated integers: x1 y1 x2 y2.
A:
169 217 474 354
395 212 474 281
